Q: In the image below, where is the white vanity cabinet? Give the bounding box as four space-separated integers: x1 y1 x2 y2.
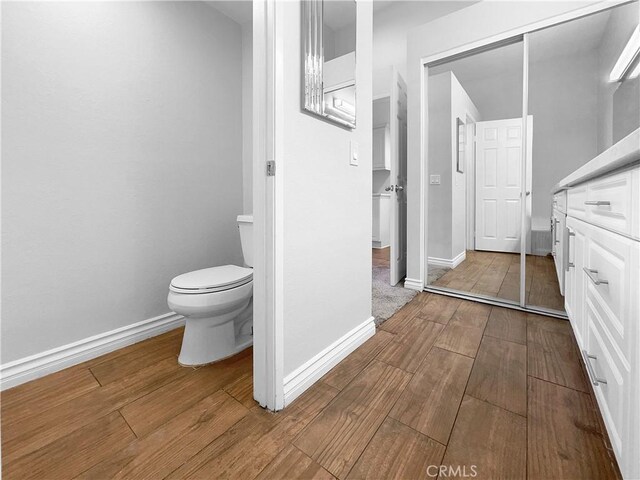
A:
372 193 390 248
555 131 640 479
373 125 390 171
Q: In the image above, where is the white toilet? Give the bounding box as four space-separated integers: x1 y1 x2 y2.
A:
168 215 253 366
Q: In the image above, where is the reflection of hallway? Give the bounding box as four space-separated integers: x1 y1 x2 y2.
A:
431 250 564 311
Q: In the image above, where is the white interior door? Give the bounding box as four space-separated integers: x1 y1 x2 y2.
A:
390 69 408 285
475 117 532 253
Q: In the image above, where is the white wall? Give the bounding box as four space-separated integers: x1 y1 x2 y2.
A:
372 2 476 82
1 2 244 363
406 1 598 286
450 75 480 259
528 51 599 225
242 21 253 213
427 72 479 263
427 73 453 261
279 0 373 377
597 2 640 151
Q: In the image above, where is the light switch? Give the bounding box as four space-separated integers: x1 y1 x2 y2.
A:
430 174 441 185
350 140 359 166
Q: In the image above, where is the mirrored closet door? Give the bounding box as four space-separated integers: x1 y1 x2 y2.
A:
525 2 639 313
425 39 526 306
424 1 639 316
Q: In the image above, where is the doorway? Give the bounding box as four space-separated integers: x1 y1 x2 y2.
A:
371 68 412 324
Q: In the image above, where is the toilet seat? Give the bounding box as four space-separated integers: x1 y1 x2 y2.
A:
170 265 253 294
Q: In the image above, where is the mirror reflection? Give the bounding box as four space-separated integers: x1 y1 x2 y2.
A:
303 0 356 128
426 41 524 305
425 2 639 314
527 3 639 311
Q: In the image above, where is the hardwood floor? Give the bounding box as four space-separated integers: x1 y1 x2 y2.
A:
431 250 566 312
1 295 620 479
372 247 390 268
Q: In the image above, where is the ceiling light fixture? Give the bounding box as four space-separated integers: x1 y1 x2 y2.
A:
629 59 640 79
609 25 640 82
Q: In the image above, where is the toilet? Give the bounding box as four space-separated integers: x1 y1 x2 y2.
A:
168 215 253 366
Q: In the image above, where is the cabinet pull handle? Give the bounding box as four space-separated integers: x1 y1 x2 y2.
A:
584 200 611 206
582 350 607 385
564 229 574 271
583 268 608 285
554 219 560 244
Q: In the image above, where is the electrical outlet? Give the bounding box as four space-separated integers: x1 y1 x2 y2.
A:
350 140 359 166
430 174 441 185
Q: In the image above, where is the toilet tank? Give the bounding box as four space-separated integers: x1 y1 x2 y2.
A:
237 215 253 268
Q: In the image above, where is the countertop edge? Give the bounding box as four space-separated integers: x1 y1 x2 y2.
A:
552 128 640 193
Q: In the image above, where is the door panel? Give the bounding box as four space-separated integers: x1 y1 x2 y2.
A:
389 69 408 285
475 118 530 253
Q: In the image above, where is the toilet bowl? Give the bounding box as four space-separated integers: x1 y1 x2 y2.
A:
168 215 254 366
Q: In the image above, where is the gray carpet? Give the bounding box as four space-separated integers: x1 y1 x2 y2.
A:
372 266 417 326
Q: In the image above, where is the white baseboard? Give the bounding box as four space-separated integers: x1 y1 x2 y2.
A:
282 316 375 407
428 251 466 269
0 312 185 391
372 242 390 249
404 277 424 291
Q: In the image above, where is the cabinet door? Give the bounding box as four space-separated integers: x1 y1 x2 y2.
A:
372 127 386 170
372 196 380 242
565 217 587 347
552 209 565 295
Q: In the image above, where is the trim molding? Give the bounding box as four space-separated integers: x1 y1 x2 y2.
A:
0 312 185 391
282 316 375 406
428 251 466 269
404 277 424 291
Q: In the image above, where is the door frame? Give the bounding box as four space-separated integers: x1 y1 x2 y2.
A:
417 0 629 316
253 0 284 410
465 114 477 252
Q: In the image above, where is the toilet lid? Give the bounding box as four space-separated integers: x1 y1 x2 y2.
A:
170 265 253 294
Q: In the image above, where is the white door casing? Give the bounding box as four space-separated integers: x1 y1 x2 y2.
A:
390 69 408 285
475 117 532 253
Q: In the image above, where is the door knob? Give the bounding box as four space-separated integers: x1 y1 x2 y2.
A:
384 186 393 192
395 185 404 192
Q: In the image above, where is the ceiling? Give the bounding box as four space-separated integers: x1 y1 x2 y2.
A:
204 0 468 31
430 8 612 84
205 1 252 25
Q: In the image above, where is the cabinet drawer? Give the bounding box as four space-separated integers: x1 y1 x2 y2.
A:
567 184 587 220
553 190 567 214
584 301 630 463
585 170 638 238
584 226 638 366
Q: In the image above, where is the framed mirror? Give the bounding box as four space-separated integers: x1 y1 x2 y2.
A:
302 0 356 128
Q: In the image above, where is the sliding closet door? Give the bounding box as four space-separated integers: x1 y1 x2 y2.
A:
524 4 637 313
425 40 525 305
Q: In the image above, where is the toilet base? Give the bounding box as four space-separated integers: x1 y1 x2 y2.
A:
178 303 253 367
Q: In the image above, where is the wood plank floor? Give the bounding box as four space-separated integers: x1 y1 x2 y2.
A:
372 247 390 269
1 294 620 479
431 250 566 312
